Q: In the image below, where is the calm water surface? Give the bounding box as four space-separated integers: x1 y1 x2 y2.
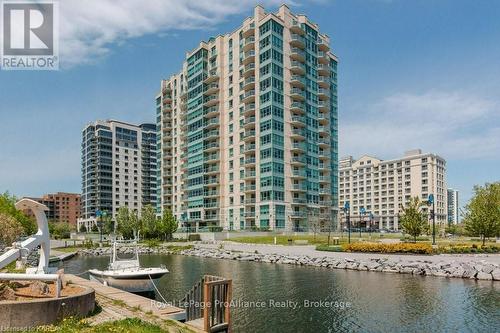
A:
58 254 500 333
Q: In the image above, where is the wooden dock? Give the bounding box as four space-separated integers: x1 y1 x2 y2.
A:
65 274 187 321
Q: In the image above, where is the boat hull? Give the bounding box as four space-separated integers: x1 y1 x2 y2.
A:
88 269 168 293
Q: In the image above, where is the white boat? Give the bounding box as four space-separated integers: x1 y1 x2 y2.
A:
88 240 168 293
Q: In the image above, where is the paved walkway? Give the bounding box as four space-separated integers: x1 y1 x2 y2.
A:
196 242 500 265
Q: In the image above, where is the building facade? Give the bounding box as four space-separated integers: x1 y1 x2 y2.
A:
28 192 81 226
339 149 447 231
156 5 339 232
79 120 157 230
447 188 459 225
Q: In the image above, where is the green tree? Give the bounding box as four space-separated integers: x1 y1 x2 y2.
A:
141 205 158 239
463 182 500 245
101 214 114 235
49 221 71 239
116 207 133 239
79 224 87 233
399 197 429 242
0 212 23 246
0 192 36 235
158 209 178 241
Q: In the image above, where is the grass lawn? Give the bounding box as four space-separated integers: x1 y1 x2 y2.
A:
30 317 194 333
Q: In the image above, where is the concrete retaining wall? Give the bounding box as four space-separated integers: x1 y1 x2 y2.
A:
0 285 95 329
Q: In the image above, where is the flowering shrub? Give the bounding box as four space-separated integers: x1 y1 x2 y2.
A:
438 244 500 254
342 242 433 254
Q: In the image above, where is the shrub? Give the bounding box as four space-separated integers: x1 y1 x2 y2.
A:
316 244 343 252
343 242 433 254
208 226 223 232
188 234 201 241
438 244 500 254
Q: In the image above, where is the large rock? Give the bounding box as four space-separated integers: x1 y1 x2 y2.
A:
491 269 500 281
0 284 16 301
29 281 50 295
476 272 493 281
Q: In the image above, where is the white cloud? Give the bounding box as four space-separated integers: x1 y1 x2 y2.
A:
58 0 290 67
339 91 500 160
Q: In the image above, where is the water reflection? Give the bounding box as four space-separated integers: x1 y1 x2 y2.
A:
57 254 500 333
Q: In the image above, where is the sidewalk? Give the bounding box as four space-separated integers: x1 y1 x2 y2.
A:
195 241 500 265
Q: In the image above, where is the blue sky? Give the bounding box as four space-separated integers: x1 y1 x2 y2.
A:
0 0 499 211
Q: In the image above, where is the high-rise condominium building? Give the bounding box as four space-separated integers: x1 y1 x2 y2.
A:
156 5 338 232
447 188 459 225
79 120 157 230
27 192 81 226
339 149 447 231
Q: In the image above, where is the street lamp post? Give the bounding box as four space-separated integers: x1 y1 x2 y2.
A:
343 201 351 244
427 194 436 245
369 212 374 239
359 207 366 238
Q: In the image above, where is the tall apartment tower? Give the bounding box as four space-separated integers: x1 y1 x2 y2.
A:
447 188 459 225
156 5 339 232
80 120 157 229
339 149 447 231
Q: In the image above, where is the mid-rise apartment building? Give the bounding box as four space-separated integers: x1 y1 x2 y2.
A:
27 192 81 226
447 188 459 225
79 120 157 230
156 5 339 232
339 149 447 231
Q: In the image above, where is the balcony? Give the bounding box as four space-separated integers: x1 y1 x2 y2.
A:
318 163 327 170
205 118 219 130
290 75 305 88
292 198 307 205
244 184 256 192
317 37 330 51
318 76 330 88
318 126 328 135
318 51 329 64
204 83 219 95
243 63 255 77
317 63 330 75
244 143 256 154
242 90 256 103
291 142 306 152
204 106 219 117
290 87 305 101
290 211 307 218
290 21 305 35
204 166 219 174
318 101 329 111
204 142 219 152
290 47 305 62
245 198 256 205
318 88 329 100
243 130 256 141
242 24 255 38
243 103 256 116
290 60 305 75
245 170 256 179
204 177 219 185
290 101 306 114
318 112 329 124
243 116 256 129
291 115 306 127
292 184 307 192
291 128 306 140
319 176 330 183
291 156 306 165
204 69 219 83
162 94 172 103
243 36 255 52
242 76 255 90
292 169 306 179
318 138 330 148
204 95 219 107
242 50 255 65
290 34 305 49
204 130 219 141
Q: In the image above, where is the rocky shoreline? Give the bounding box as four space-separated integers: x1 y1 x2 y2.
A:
76 245 500 281
179 247 500 281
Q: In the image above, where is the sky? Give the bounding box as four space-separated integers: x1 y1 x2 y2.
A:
0 0 499 211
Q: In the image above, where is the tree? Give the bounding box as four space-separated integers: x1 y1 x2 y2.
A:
463 182 500 245
102 214 115 235
158 209 178 241
116 207 133 239
141 205 158 239
0 212 23 246
308 211 322 241
79 224 87 233
48 221 71 239
399 197 429 242
0 192 36 235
